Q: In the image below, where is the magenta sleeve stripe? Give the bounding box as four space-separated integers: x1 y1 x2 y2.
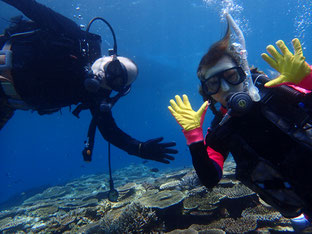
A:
207 146 225 170
295 65 312 91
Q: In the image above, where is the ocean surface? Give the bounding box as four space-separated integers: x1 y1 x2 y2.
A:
0 0 311 205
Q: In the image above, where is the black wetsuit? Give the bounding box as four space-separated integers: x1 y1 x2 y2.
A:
0 0 142 156
190 72 312 218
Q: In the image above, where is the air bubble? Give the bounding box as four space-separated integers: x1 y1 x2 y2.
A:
202 0 249 35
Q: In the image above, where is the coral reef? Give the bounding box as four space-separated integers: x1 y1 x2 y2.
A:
99 202 159 233
160 180 181 190
180 170 201 190
183 193 225 212
0 163 296 233
213 183 255 199
206 216 258 233
138 189 186 209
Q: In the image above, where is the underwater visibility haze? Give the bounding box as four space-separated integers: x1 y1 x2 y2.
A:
0 0 312 231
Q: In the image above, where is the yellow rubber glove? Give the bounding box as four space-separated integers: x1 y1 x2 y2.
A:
168 94 208 131
261 38 311 87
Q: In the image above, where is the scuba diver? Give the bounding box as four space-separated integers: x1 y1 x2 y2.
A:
0 0 178 165
168 13 312 232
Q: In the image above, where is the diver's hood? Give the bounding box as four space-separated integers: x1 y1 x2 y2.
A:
84 17 138 93
91 56 138 91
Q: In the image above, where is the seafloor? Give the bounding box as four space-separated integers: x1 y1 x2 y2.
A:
0 159 303 233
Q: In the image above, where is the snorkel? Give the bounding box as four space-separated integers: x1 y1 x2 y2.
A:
225 13 260 102
214 13 259 126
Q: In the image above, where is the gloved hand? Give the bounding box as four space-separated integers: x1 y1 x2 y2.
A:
261 38 311 87
168 94 208 145
139 137 177 164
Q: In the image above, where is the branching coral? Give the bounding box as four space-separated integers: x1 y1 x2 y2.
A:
99 202 159 233
180 171 201 190
206 217 258 233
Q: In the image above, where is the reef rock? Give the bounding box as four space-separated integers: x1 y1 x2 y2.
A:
159 180 181 190
0 162 296 233
138 189 186 209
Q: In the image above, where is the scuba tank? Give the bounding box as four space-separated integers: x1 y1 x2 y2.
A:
256 74 312 149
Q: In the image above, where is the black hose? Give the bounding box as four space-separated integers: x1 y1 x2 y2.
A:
86 17 117 55
107 142 119 202
108 142 114 190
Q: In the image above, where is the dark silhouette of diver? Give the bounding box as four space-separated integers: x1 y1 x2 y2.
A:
0 0 177 164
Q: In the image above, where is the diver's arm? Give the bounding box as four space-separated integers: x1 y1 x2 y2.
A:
92 110 141 156
1 0 83 38
92 109 177 163
189 139 225 188
167 94 222 185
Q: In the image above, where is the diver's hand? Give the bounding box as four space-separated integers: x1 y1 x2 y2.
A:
168 94 208 131
139 137 177 164
168 94 208 145
261 38 311 87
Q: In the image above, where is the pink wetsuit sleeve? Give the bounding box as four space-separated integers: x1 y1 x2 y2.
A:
204 129 225 171
207 146 225 170
293 64 312 91
189 128 226 185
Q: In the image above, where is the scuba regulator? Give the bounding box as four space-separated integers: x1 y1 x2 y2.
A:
218 91 253 126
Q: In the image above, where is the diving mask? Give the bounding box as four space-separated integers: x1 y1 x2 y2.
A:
104 57 128 92
201 66 246 96
84 17 136 93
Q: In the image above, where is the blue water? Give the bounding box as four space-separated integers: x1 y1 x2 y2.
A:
0 0 311 204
